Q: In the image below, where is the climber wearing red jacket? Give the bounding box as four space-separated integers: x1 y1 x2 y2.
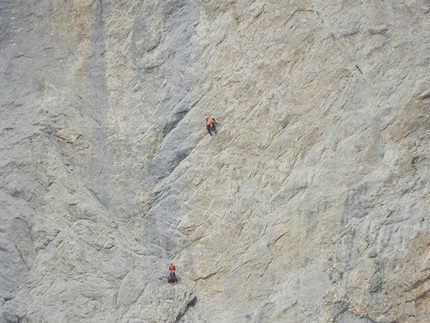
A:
206 117 219 135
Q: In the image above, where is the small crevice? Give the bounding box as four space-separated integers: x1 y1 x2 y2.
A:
196 271 219 281
419 91 430 100
283 9 317 26
368 28 388 35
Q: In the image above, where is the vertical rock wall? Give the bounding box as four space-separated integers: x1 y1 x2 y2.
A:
0 0 429 322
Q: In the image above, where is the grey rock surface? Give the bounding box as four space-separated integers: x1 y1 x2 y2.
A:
1 0 429 322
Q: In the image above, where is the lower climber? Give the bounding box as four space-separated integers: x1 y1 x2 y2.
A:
167 262 178 283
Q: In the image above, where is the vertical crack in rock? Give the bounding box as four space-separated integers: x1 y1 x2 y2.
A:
82 0 110 210
146 1 202 185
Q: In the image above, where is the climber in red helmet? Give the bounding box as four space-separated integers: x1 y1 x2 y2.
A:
167 262 177 283
169 262 175 271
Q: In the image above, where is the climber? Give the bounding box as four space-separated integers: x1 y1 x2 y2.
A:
206 117 220 135
167 262 177 283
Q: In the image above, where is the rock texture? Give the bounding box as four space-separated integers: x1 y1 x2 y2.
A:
1 0 429 322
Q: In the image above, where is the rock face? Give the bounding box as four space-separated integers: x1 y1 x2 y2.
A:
1 0 429 322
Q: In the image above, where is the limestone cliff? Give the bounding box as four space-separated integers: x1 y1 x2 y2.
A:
1 0 429 322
